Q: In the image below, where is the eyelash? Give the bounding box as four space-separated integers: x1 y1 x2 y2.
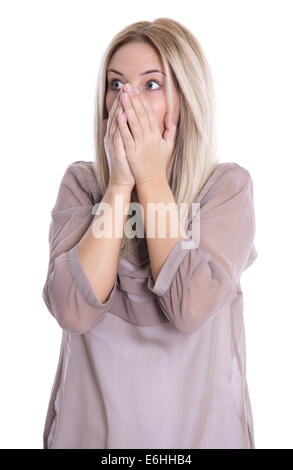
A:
109 79 162 91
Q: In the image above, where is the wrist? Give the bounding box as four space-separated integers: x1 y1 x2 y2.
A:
135 176 169 194
107 182 134 195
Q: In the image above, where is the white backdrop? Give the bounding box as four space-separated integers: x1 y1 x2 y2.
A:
0 0 291 449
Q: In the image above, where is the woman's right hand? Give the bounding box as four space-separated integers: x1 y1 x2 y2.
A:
103 92 135 191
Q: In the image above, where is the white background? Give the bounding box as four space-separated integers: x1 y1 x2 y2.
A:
0 0 292 449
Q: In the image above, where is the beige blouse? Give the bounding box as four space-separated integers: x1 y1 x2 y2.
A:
42 160 258 449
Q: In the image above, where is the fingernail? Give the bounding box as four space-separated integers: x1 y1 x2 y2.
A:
125 83 132 92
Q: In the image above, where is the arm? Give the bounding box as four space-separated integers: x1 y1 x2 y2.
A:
138 165 257 334
42 163 130 335
77 183 131 304
136 176 187 283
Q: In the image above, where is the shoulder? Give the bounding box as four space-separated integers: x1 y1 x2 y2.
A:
69 160 102 199
200 161 254 203
51 160 102 215
212 161 253 185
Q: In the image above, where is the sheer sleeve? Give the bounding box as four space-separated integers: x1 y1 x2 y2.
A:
42 162 118 335
147 164 257 334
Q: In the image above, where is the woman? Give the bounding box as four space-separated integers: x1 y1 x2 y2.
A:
42 18 258 449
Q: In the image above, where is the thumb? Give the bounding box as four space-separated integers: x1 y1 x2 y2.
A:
162 112 176 143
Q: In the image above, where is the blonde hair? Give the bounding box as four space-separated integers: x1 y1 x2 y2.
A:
93 17 220 259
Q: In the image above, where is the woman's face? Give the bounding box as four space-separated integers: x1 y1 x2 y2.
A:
105 41 179 137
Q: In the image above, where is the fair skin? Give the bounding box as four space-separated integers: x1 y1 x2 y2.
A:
78 42 187 305
105 42 180 155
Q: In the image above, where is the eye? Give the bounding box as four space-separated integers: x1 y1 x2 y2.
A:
109 79 161 91
146 79 161 90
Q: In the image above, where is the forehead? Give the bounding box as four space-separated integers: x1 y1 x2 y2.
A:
108 42 163 69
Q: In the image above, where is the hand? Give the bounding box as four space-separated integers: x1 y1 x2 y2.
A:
103 91 135 190
119 85 177 187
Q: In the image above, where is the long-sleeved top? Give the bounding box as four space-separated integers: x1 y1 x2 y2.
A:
42 159 258 449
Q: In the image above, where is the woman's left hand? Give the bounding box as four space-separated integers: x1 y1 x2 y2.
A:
118 84 177 187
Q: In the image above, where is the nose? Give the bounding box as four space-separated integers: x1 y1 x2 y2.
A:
123 83 132 92
122 83 139 93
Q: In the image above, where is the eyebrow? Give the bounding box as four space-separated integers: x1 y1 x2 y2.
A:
107 68 166 77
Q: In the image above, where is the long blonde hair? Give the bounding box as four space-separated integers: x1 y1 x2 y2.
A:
93 17 220 259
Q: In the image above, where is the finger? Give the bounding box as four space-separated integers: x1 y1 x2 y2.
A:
108 98 121 137
109 103 124 142
104 106 118 140
117 110 134 150
105 97 121 141
113 125 124 152
107 92 122 136
135 91 161 134
124 89 150 135
121 91 143 142
115 123 126 153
